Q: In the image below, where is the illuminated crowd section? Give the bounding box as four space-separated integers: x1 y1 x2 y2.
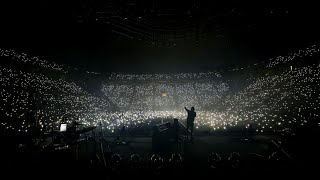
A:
0 45 319 135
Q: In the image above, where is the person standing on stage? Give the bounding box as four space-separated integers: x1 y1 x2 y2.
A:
184 106 196 142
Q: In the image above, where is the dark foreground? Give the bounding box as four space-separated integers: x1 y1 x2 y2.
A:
1 132 319 179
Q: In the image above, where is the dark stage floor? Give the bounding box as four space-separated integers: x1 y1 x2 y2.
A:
2 134 315 178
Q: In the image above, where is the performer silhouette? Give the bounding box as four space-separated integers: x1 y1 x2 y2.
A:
184 107 196 142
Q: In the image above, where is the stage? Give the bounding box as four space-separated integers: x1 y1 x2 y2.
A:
3 133 315 178
105 134 274 160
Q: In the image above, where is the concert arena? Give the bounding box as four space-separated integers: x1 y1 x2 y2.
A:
1 1 320 178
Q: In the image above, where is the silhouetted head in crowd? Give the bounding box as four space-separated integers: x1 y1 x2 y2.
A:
208 152 222 169
228 152 241 168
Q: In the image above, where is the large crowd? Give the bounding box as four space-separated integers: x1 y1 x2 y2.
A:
0 45 319 136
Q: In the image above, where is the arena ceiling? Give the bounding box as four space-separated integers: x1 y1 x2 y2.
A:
1 0 319 73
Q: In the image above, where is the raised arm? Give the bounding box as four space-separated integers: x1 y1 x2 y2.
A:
184 107 189 112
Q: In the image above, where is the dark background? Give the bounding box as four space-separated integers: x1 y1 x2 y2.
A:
1 1 319 73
